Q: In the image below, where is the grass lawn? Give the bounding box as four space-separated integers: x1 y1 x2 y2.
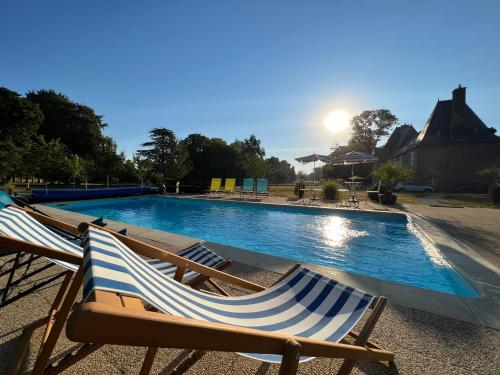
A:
395 192 498 208
437 193 499 208
269 184 296 197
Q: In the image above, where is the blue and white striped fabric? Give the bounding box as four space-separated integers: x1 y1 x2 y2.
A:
145 244 226 282
0 206 81 271
83 226 375 363
0 207 226 283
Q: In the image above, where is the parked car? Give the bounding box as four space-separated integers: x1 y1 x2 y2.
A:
454 182 489 194
393 182 434 193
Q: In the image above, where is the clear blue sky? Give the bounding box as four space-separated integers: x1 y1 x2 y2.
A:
2 0 499 173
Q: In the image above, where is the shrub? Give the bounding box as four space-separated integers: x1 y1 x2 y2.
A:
372 163 414 195
490 183 500 204
323 180 340 200
294 180 306 198
2 182 16 195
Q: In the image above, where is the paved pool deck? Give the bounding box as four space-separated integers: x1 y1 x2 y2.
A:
0 197 499 374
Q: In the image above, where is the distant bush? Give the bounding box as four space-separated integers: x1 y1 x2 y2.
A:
294 180 305 198
323 180 340 200
489 183 500 204
2 182 16 195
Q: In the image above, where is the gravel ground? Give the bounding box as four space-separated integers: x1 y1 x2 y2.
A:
1 256 498 375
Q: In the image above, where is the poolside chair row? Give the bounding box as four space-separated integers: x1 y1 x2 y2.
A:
209 177 236 196
0 206 394 375
240 177 269 197
209 178 270 198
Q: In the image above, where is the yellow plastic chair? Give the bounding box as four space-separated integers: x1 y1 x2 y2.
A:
209 178 222 195
222 178 236 196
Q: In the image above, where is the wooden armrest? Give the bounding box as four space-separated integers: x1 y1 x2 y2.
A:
67 297 393 362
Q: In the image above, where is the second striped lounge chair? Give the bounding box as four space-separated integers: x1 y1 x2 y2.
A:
62 226 394 375
0 206 231 374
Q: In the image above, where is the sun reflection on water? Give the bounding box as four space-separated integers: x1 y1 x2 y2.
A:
321 216 368 248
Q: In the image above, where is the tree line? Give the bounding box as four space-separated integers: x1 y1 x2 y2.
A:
0 87 295 188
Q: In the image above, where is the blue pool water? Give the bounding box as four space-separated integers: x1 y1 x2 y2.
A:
50 196 478 296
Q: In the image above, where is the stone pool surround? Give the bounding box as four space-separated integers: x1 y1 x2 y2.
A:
39 196 500 330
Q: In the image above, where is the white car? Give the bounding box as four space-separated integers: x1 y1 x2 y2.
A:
394 182 434 193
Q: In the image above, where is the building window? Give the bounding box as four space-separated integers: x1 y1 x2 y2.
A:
473 127 479 135
435 129 441 137
410 151 416 167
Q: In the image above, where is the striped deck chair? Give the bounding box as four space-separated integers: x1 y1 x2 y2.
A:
0 206 231 374
0 200 79 308
63 226 394 375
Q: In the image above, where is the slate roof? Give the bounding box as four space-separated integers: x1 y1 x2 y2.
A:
381 87 499 158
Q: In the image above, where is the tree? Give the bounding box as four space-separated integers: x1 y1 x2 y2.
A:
133 154 153 186
243 154 268 179
69 155 84 187
0 87 44 180
138 128 192 185
34 137 71 186
26 89 106 158
372 163 414 195
92 136 125 184
347 110 398 154
80 158 94 188
233 134 265 158
182 134 211 182
266 156 296 183
0 139 23 180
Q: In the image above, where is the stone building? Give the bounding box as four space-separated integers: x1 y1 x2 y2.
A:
377 86 500 192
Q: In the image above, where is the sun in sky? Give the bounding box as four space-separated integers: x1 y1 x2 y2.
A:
323 110 351 133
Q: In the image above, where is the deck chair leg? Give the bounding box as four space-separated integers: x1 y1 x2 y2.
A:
140 347 159 375
163 350 207 375
205 279 229 296
8 316 50 375
336 297 388 375
278 339 301 375
1 253 21 304
8 271 73 375
39 271 73 349
32 268 83 375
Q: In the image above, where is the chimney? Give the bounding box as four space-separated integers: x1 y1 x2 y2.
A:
452 84 466 110
450 85 467 141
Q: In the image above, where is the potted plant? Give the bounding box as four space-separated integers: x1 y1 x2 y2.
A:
372 163 414 204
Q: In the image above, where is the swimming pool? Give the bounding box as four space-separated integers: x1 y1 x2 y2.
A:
50 196 478 296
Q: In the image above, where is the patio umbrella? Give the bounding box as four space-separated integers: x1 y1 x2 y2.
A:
330 151 378 178
295 153 331 181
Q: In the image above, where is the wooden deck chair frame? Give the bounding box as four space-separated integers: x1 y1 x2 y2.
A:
63 223 392 375
1 210 231 375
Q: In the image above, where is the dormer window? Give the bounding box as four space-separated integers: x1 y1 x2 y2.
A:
435 130 441 137
473 127 479 135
